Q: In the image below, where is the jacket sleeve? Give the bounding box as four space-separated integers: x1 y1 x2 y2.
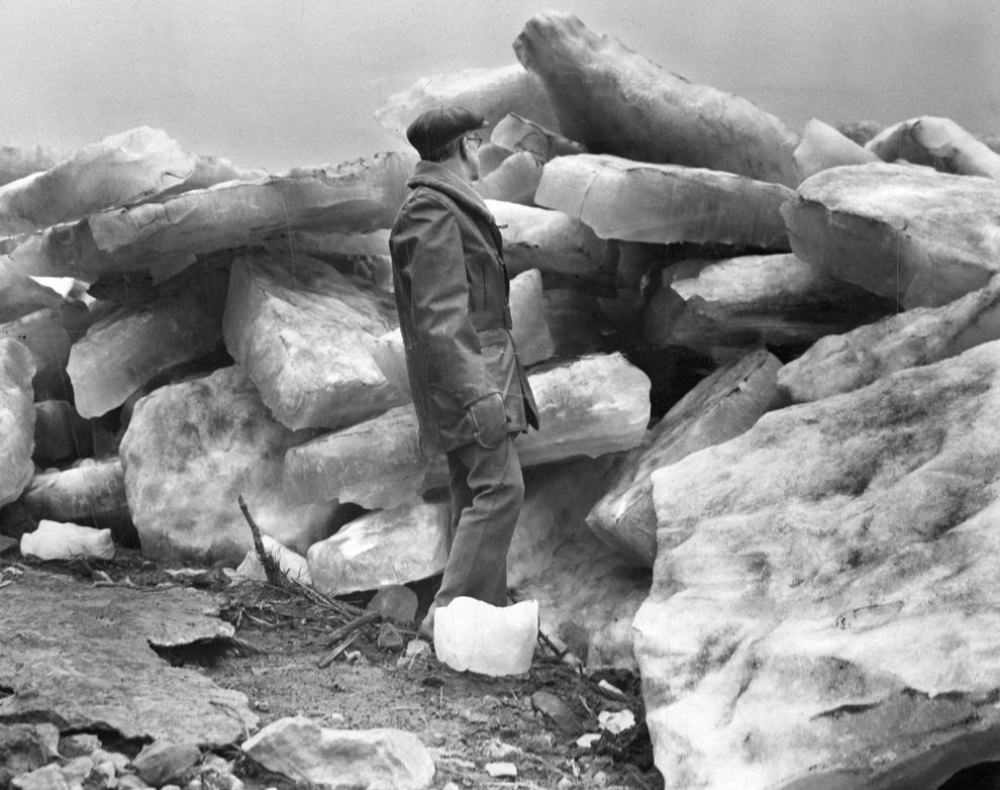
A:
393 193 495 410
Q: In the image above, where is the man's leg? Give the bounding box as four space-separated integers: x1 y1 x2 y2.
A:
435 434 524 609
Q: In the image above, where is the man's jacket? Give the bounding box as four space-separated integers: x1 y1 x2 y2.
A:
389 161 540 455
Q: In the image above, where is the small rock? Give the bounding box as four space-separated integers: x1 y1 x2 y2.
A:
61 758 94 786
241 716 435 790
58 734 101 759
116 774 151 790
195 756 244 790
404 639 431 659
1 723 61 783
595 679 628 702
91 762 116 788
397 638 432 669
531 691 583 735
484 762 517 779
376 622 405 651
483 739 520 760
131 741 201 787
597 709 636 735
12 764 72 790
92 750 130 774
576 733 601 749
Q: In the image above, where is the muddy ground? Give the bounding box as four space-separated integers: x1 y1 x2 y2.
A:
3 548 664 790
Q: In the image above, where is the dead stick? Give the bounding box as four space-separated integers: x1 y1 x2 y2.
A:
318 631 362 668
322 611 381 648
237 494 283 587
286 574 365 618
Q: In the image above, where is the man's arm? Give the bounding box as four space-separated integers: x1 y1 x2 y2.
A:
393 194 496 413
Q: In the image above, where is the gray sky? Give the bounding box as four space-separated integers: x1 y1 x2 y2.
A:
1 0 997 171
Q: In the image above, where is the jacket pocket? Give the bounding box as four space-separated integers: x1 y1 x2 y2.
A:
467 391 507 449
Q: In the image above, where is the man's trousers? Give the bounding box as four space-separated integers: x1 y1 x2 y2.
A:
434 433 524 609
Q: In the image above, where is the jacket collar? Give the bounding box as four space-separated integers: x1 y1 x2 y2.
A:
406 161 494 225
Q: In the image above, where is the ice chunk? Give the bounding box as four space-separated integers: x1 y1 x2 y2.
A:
21 520 115 561
514 12 799 186
536 154 792 249
435 597 538 676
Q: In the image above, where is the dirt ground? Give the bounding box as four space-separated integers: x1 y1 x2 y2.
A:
7 548 663 790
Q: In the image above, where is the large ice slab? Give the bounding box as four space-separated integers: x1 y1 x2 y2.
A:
866 116 1000 179
223 251 402 430
779 273 1000 403
120 366 338 564
509 456 650 670
536 154 792 249
307 502 450 596
90 152 414 256
284 353 651 508
374 63 561 142
283 405 437 509
22 457 131 535
0 338 36 507
514 12 799 186
517 352 650 465
793 118 879 182
486 199 613 293
636 339 1000 790
0 257 67 323
68 266 230 418
586 349 782 567
490 113 586 161
783 163 1000 308
0 303 90 401
474 151 545 205
508 269 555 366
0 127 196 236
0 144 66 187
1 152 414 280
657 253 896 356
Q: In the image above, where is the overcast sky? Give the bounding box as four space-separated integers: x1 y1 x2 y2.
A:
1 0 997 171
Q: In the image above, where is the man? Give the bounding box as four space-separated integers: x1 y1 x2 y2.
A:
389 106 539 638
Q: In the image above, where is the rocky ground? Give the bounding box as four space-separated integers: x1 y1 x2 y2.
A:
1 547 663 790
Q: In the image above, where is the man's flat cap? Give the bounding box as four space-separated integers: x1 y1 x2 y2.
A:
406 105 487 159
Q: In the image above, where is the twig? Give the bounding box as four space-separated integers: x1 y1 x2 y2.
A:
322 611 381 648
285 574 365 619
536 627 566 659
518 751 578 781
226 635 267 654
317 631 361 668
237 494 284 587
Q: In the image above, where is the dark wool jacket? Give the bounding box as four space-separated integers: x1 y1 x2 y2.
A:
389 161 539 455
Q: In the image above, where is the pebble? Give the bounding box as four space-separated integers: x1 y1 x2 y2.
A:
376 622 405 651
482 738 519 760
58 734 102 758
576 732 602 749
484 762 517 779
597 709 635 735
